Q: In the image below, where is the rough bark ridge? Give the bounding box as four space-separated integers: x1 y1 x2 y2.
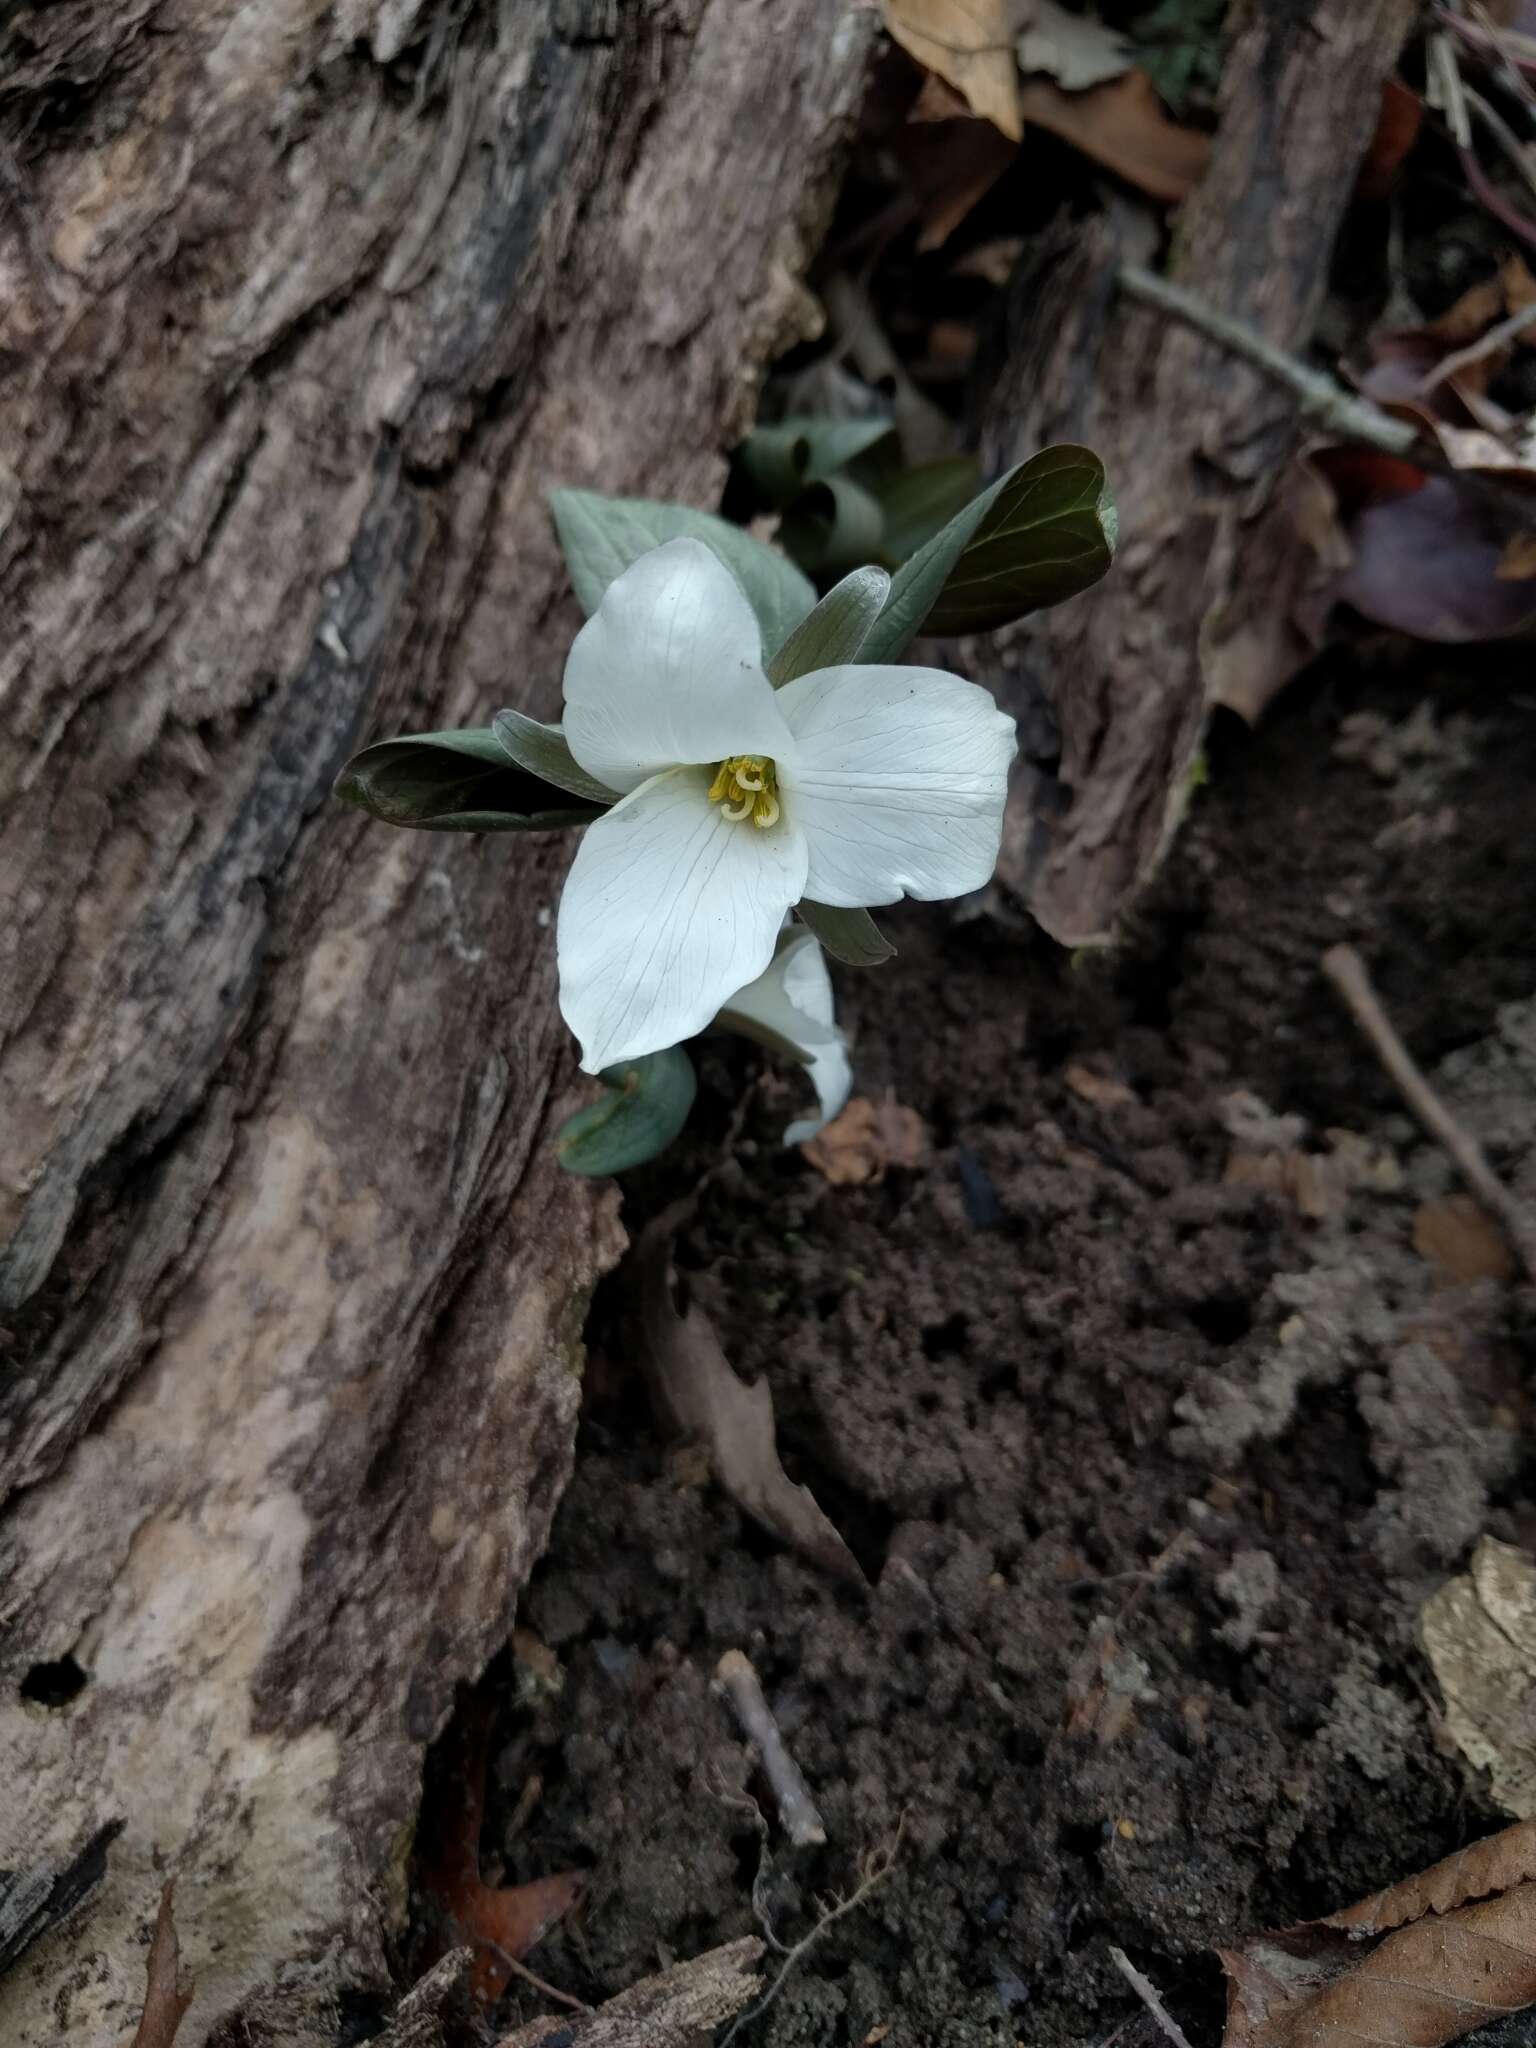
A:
0 3 871 2041
979 0 1418 946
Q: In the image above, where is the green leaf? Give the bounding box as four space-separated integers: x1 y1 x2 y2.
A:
776 475 886 577
877 457 983 566
492 709 620 805
334 729 605 832
766 566 892 685
550 488 817 657
556 1046 698 1176
796 900 896 967
736 417 899 509
862 444 1116 661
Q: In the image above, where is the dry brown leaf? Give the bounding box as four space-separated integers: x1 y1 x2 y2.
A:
1498 530 1536 579
130 1883 193 2048
1064 1062 1136 1110
1504 253 1536 316
802 1094 931 1185
1017 69 1209 203
1414 1194 1517 1286
1219 1815 1536 2048
1422 1539 1536 1820
882 0 1022 140
418 1689 583 2005
633 1208 864 1584
1015 0 1133 91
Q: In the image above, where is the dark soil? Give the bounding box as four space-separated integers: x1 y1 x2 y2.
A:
426 655 1536 2047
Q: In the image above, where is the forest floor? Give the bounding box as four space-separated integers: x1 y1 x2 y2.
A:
420 644 1536 2047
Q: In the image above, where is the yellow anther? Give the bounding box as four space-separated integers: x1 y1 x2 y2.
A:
709 754 781 829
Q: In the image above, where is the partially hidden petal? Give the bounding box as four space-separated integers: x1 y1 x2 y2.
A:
776 665 1016 908
715 927 852 1146
557 769 808 1073
561 538 793 794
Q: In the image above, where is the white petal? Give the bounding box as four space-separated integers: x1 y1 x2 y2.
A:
561 538 792 794
776 665 1016 908
557 768 808 1072
715 927 852 1146
786 1034 854 1148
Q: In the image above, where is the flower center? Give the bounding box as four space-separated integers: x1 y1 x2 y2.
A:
708 754 780 829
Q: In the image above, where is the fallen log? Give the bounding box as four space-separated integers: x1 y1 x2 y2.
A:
0 4 871 2039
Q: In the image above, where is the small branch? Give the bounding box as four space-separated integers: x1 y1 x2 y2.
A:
1418 296 1536 396
717 1824 904 2047
1322 944 1536 1284
1115 264 1420 459
715 1650 826 1849
1108 1947 1196 2048
484 1941 590 2016
1116 263 1536 525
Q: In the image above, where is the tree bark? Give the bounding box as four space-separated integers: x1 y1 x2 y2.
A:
0 4 871 2041
977 0 1418 946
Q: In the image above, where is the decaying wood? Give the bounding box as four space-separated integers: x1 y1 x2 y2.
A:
978 0 1419 945
495 1937 764 2048
0 4 872 2041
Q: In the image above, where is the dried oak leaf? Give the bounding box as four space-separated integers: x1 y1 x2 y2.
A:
1017 69 1209 204
1220 1817 1536 2048
633 1207 864 1584
881 0 1023 140
1414 1195 1517 1288
802 1094 931 1186
418 1688 582 2006
130 1883 193 2048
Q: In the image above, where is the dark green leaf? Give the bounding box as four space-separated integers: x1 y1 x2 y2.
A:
334 728 604 833
492 709 619 805
862 444 1116 661
556 1046 698 1176
877 457 983 565
776 475 886 577
766 567 892 685
796 900 896 966
736 417 899 508
550 488 817 657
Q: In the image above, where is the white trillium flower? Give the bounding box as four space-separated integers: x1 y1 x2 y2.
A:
715 925 853 1146
556 536 1016 1074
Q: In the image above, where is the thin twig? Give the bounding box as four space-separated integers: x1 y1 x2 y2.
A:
717 1824 904 2047
1418 296 1536 396
1116 264 1420 458
1115 264 1536 524
1322 944 1536 1284
1108 1948 1196 2048
715 1650 827 1849
1466 84 1536 204
484 1940 590 2015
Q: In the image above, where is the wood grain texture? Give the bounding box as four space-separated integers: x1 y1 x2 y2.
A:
0 2 872 2040
977 0 1419 945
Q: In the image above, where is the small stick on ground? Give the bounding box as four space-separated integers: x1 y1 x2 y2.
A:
1322 944 1536 1283
715 1650 826 1849
484 1941 590 2016
1108 1947 1196 2048
718 1823 904 2047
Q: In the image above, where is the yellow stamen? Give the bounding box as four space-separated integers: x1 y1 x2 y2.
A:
708 754 781 829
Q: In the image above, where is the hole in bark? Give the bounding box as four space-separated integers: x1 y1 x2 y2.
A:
20 1655 88 1708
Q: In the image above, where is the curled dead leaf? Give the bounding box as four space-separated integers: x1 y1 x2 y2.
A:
1064 1062 1136 1111
130 1883 193 2048
1414 1195 1517 1287
633 1206 864 1583
881 0 1023 141
802 1094 931 1185
1017 69 1210 204
1219 1814 1536 2047
418 1688 583 2005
